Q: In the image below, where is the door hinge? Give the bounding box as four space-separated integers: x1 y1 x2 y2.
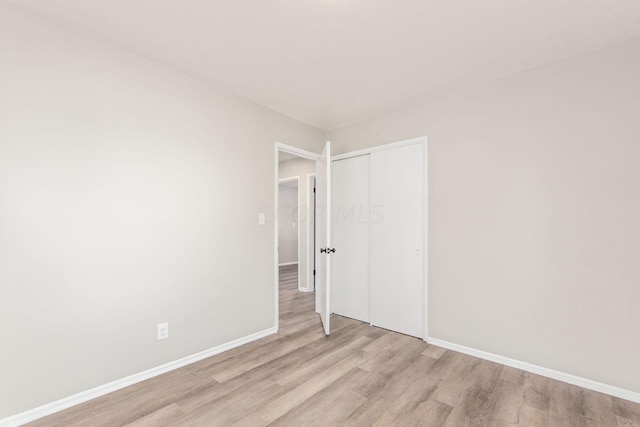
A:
313 187 316 193
313 269 316 275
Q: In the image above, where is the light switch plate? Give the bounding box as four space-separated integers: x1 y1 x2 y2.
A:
258 213 266 225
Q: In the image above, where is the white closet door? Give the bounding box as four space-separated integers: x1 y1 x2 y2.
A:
370 143 424 337
331 155 370 323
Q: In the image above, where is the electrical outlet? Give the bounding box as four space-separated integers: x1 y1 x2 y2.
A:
157 322 169 341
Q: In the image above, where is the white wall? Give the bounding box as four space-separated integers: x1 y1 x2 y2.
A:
279 158 316 290
327 39 640 394
0 4 324 419
278 183 298 264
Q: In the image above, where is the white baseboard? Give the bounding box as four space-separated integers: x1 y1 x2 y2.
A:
298 286 313 293
427 337 640 404
0 327 278 427
278 261 298 266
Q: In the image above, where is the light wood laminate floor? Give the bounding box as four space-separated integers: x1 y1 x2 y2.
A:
28 264 640 426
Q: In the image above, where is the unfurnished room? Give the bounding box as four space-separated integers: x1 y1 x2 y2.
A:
1 1 640 426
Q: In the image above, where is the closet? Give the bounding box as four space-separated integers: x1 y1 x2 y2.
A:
331 141 425 338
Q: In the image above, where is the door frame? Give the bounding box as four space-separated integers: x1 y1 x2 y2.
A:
274 142 321 331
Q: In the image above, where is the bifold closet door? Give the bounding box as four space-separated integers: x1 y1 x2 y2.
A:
331 155 370 323
370 144 424 337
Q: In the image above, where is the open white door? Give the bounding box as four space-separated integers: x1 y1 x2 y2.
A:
316 141 332 335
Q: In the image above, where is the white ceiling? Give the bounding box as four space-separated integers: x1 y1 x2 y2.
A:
6 0 640 130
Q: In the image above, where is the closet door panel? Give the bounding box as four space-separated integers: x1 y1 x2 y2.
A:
331 155 370 323
370 144 424 337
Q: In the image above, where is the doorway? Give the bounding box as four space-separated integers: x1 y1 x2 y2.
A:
274 143 320 331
